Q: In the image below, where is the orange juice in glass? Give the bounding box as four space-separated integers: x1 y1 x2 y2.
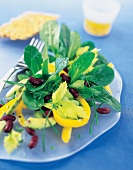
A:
83 0 121 37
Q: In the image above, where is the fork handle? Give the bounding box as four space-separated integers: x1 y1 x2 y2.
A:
0 67 17 93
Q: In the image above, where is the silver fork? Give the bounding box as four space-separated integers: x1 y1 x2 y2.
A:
0 38 45 93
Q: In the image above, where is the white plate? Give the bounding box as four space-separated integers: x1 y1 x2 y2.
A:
0 69 122 162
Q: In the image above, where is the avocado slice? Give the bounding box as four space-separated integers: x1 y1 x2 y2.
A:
6 79 27 98
25 117 56 129
34 110 43 118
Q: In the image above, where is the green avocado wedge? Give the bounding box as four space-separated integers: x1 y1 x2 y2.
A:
25 117 56 129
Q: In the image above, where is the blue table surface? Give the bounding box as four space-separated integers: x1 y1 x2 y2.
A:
0 0 133 169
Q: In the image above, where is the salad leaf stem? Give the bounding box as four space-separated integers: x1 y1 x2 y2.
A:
40 108 60 137
42 109 52 152
89 94 98 134
4 80 25 87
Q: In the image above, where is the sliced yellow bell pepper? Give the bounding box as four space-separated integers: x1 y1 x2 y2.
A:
53 95 91 143
15 100 26 127
76 46 89 56
107 62 114 68
104 85 112 95
53 95 91 128
104 63 114 95
48 63 55 73
62 127 72 143
48 62 69 78
0 98 17 118
21 100 27 109
59 70 68 76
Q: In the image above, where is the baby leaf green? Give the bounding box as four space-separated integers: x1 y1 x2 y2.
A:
31 56 43 74
81 41 95 51
95 53 108 66
42 58 48 75
78 86 92 99
85 64 115 86
22 90 44 110
40 20 60 52
18 74 29 81
69 51 95 83
67 31 81 60
24 46 42 70
70 80 85 90
90 86 121 111
59 24 70 57
55 57 68 73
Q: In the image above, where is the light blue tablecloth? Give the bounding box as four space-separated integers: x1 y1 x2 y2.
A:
0 0 133 169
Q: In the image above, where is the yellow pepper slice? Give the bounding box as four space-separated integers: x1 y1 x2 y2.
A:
59 70 68 76
107 62 114 68
62 127 72 143
104 85 112 95
48 63 55 73
53 95 90 143
15 100 26 127
48 63 69 77
104 63 114 95
0 98 18 119
53 95 91 128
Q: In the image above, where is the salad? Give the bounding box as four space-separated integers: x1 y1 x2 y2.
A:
0 21 121 154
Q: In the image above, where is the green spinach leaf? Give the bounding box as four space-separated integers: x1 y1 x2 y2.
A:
4 80 25 87
55 57 69 74
18 74 29 81
69 51 95 83
26 70 32 77
22 90 44 110
68 31 81 60
95 53 108 66
79 86 92 99
33 90 48 101
44 76 61 94
81 41 95 51
33 74 43 79
90 86 121 111
40 20 60 53
31 56 43 74
85 64 114 86
48 54 56 63
70 80 85 90
42 58 48 75
41 43 48 61
59 24 70 57
24 46 42 70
